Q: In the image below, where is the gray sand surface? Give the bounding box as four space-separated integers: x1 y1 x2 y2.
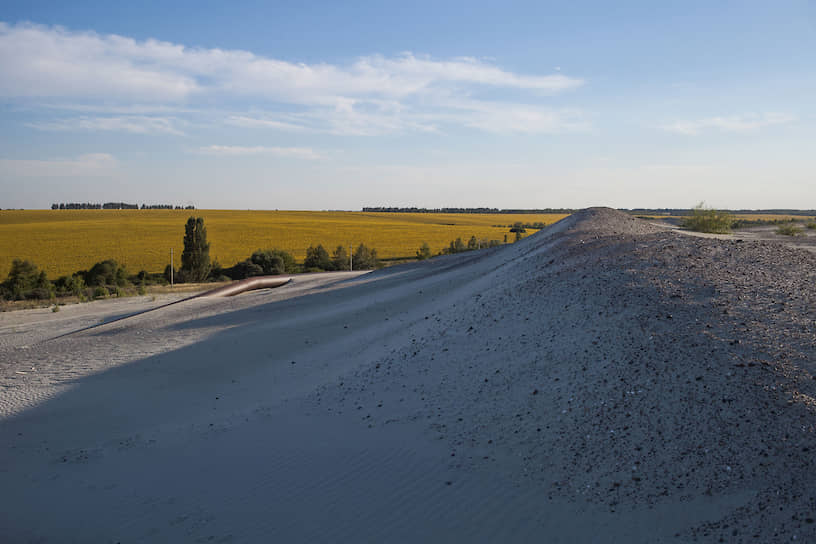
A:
1 208 815 542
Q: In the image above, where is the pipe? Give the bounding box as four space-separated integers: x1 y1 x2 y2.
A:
200 276 292 297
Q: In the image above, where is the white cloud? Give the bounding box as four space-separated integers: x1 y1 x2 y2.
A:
661 113 796 135
197 145 321 160
27 116 184 134
227 99 588 137
0 153 118 177
0 21 586 135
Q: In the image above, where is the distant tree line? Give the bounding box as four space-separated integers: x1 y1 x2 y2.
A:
362 207 575 214
51 202 195 210
494 221 548 230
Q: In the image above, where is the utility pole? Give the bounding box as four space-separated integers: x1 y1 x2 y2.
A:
170 248 174 287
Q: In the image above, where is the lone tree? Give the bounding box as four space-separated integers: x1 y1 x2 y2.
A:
181 217 211 282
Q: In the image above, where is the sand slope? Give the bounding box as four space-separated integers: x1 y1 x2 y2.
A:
1 208 815 543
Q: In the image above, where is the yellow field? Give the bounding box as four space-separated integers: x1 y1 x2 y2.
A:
0 210 569 278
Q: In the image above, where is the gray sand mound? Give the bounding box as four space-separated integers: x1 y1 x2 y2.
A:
313 208 816 541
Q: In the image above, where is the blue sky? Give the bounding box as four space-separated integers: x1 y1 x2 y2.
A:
1 1 813 210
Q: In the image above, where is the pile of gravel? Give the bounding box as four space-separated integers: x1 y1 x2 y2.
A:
317 207 816 541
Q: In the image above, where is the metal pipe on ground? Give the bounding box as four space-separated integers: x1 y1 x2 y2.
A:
200 276 292 297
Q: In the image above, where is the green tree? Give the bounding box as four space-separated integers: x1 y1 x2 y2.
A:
467 236 479 250
3 259 54 300
5 259 40 299
332 245 350 271
304 244 332 270
250 249 293 274
85 259 128 287
180 217 211 282
353 243 379 269
416 242 432 260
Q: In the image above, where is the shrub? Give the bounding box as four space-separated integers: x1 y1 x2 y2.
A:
4 259 41 300
92 286 108 299
352 243 379 269
806 222 816 230
208 260 224 281
332 245 350 270
304 244 332 271
229 259 264 280
777 224 802 236
682 203 733 234
445 238 467 254
416 242 432 260
54 274 86 297
250 249 295 274
85 259 129 287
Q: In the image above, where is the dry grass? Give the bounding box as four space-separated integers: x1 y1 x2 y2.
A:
0 210 569 278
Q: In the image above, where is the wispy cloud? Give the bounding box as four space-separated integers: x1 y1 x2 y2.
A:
0 21 586 136
27 115 184 134
197 145 322 160
0 153 118 177
661 113 796 135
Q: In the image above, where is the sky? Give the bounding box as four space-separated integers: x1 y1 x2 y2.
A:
0 0 814 210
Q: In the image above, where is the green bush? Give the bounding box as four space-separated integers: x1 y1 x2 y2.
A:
777 224 802 236
93 286 108 299
682 203 733 234
352 243 379 269
304 244 332 271
332 245 350 270
229 259 264 279
806 222 816 230
85 259 129 287
54 274 86 297
445 237 467 254
250 249 295 274
2 260 54 300
416 242 432 260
